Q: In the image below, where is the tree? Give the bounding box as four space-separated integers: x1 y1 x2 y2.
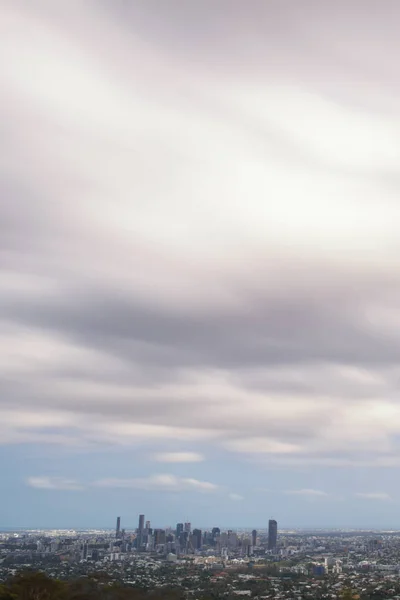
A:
9 572 66 600
0 584 17 600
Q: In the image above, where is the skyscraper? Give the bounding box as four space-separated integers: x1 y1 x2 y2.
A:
154 529 166 545
268 519 277 550
192 529 202 549
81 542 88 560
184 522 191 533
251 529 257 547
138 514 145 531
116 516 121 539
137 514 145 550
176 523 184 537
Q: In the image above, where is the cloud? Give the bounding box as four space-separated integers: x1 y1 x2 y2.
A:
152 452 204 463
26 476 83 491
229 493 244 501
223 438 302 455
1 0 400 499
355 492 392 501
285 489 329 497
92 474 219 493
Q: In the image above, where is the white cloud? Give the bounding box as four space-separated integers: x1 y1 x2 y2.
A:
152 452 204 463
92 474 219 493
223 438 302 455
285 489 329 497
355 492 392 501
229 493 244 501
26 476 83 491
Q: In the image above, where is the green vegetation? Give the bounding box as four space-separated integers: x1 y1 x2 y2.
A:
0 572 185 600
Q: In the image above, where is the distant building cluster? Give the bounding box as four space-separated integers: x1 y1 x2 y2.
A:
2 525 400 600
112 514 279 559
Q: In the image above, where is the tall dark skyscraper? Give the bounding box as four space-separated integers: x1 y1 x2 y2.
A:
192 528 202 549
116 516 121 538
81 542 88 560
138 514 145 531
176 523 184 537
268 519 277 550
252 529 257 547
137 514 145 550
154 529 166 545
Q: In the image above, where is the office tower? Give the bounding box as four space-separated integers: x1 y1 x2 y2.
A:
145 520 151 530
81 542 88 560
268 519 277 550
228 531 238 549
242 537 251 556
137 514 145 550
179 531 189 547
176 523 184 537
252 529 257 547
212 527 220 546
138 514 145 531
184 522 191 533
116 516 121 539
192 529 202 550
154 529 166 545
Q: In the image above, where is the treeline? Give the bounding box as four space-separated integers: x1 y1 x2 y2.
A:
0 571 186 600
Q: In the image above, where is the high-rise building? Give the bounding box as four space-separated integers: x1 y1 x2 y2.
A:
145 520 151 530
184 522 191 533
154 529 166 545
228 531 238 549
138 514 145 531
252 529 257 547
268 519 277 550
116 516 121 539
137 514 145 550
211 527 220 546
81 542 88 560
176 523 184 537
242 537 251 556
192 529 202 549
179 531 189 548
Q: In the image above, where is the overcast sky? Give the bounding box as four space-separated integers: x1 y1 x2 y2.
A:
1 0 400 530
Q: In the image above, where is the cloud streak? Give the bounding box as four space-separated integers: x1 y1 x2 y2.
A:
355 492 392 501
27 477 83 491
152 452 205 463
93 474 219 493
285 489 329 497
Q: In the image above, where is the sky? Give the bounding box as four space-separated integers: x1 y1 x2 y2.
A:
1 0 400 530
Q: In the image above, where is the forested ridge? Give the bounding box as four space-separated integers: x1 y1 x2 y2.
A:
0 572 186 600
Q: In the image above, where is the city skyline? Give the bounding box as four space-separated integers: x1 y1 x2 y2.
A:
2 0 400 531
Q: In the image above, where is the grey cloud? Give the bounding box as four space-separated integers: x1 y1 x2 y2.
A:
2 277 400 372
1 0 400 470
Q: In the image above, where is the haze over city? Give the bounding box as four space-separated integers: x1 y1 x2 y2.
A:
1 0 400 530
